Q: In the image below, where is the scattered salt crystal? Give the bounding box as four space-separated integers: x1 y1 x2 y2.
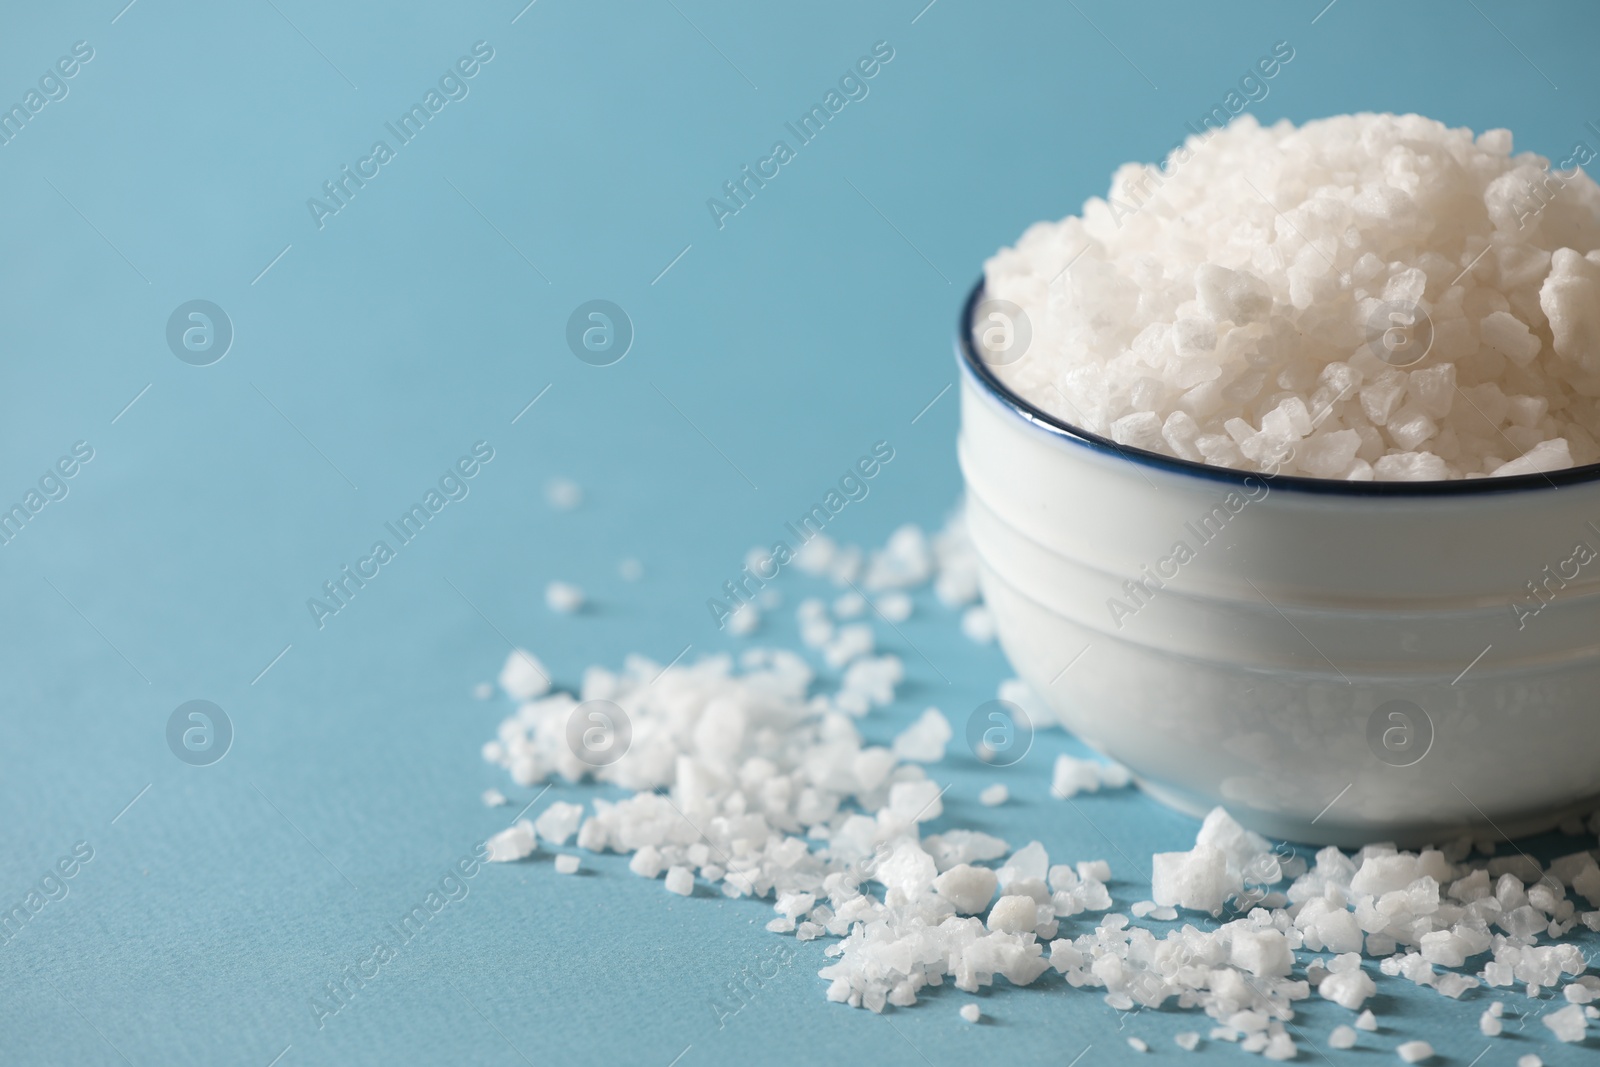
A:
1076 859 1111 883
481 788 508 807
664 866 693 896
1396 1039 1433 1063
545 581 585 614
1175 1031 1200 1051
875 592 913 622
891 708 952 762
1126 1037 1148 1053
628 846 662 879
978 784 1008 807
1517 1057 1542 1067
545 478 582 510
1050 753 1131 798
832 592 866 619
887 780 945 824
1228 1011 1267 1033
618 557 643 581
472 682 493 700
554 854 580 875
1479 1009 1502 1036
932 864 998 914
959 1003 981 1023
1152 844 1231 914
864 525 933 590
822 622 872 667
1544 1003 1588 1042
474 507 1600 1041
960 605 995 644
1263 1033 1295 1061
1330 1025 1358 1049
1434 973 1479 999
498 649 550 700
727 600 760 636
987 894 1040 935
1318 966 1382 1011
534 802 584 846
486 820 535 863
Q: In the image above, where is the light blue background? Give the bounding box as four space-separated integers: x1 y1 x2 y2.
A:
3 1 1598 1063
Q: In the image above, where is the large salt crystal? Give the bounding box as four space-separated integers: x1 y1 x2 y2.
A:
486 820 536 863
891 708 952 762
998 841 1050 887
664 865 694 896
1152 845 1233 914
1195 263 1273 325
1228 928 1292 977
1374 451 1451 480
988 894 1041 935
1396 1039 1433 1063
1492 438 1573 477
1195 807 1271 872
1298 429 1362 477
934 864 999 915
1112 411 1166 451
1051 753 1131 798
886 780 944 824
876 842 938 900
1540 248 1600 375
925 829 1010 871
1544 1002 1589 1042
534 801 585 846
1320 968 1378 1010
499 649 551 700
1480 310 1541 366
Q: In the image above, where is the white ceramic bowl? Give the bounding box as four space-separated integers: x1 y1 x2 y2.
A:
956 282 1600 846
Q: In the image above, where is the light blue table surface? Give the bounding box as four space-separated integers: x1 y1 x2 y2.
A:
4 1 1599 1063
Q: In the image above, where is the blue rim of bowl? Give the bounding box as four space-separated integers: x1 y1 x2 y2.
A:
958 280 1600 497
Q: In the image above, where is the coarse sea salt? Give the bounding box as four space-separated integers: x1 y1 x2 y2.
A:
545 478 582 511
545 581 585 614
1050 753 1132 799
1397 1039 1434 1063
983 113 1600 481
479 506 1600 1056
978 784 1009 807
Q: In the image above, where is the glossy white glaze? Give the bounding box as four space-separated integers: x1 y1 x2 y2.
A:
958 333 1600 846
